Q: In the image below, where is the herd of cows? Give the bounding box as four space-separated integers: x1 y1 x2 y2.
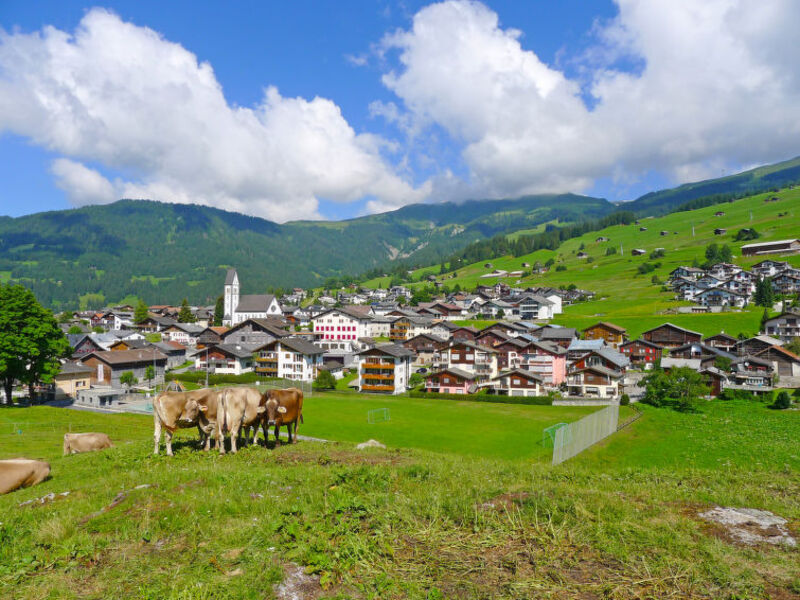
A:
0 386 304 496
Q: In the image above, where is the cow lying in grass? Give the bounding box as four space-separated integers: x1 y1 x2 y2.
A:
261 387 304 446
0 459 50 495
63 432 113 455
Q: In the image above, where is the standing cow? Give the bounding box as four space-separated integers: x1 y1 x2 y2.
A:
182 387 263 454
153 388 221 456
261 388 304 446
0 459 50 495
63 432 113 455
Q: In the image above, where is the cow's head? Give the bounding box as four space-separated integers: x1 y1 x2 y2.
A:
180 395 212 424
263 391 287 426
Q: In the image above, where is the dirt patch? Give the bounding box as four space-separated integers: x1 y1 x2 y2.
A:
479 491 531 511
274 448 408 467
171 478 204 493
698 506 796 547
18 490 70 508
274 563 323 600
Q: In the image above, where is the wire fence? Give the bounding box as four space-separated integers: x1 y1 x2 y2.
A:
552 404 619 465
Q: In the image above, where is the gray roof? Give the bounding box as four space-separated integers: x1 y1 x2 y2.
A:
261 337 324 356
58 361 93 375
235 294 277 313
431 367 477 380
214 343 261 358
540 327 577 340
493 368 543 382
225 268 237 285
568 339 606 352
594 347 631 368
357 343 415 358
660 357 702 370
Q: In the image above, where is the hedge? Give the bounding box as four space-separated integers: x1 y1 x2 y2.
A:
408 390 553 406
165 371 279 385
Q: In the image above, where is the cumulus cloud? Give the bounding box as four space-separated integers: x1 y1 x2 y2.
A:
379 0 800 199
0 9 428 221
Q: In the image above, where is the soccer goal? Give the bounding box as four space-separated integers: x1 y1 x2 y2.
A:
541 422 568 447
367 408 390 424
552 404 619 465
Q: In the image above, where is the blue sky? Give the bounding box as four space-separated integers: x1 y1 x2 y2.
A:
1 1 798 221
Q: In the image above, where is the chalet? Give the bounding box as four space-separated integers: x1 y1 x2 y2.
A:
729 356 774 392
402 333 449 364
694 287 748 308
736 335 784 356
479 299 514 318
566 339 606 363
476 329 512 349
754 345 800 377
763 311 800 341
596 236 609 242
751 260 791 278
639 227 648 232
429 320 458 340
515 294 555 320
196 326 229 349
194 344 257 375
641 323 702 348
660 230 668 236
433 341 498 381
741 239 800 257
163 323 205 346
567 366 623 398
699 367 728 397
222 269 282 326
481 322 526 337
79 349 167 388
577 251 588 259
631 248 646 256
670 342 733 361
517 341 567 387
569 348 630 373
582 322 627 347
150 341 189 369
424 368 477 394
357 344 414 394
494 338 532 370
670 266 705 280
489 369 543 397
771 272 800 295
253 337 324 381
538 327 577 348
703 333 738 352
53 362 93 399
708 263 742 279
136 315 177 333
424 302 464 319
389 316 434 342
450 326 479 344
67 334 104 358
108 338 149 352
619 339 663 368
313 308 372 342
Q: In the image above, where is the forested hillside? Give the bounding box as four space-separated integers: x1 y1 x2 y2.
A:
0 194 611 309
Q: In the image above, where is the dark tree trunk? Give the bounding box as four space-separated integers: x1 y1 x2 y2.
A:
28 382 36 404
3 379 13 405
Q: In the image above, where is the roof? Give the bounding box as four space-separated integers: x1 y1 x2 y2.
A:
235 294 277 313
568 339 606 352
166 323 205 334
225 318 290 338
225 268 237 285
492 368 543 382
404 333 449 344
315 306 373 321
746 335 785 346
80 349 168 365
57 361 93 375
571 365 623 378
741 239 800 249
449 340 499 354
583 321 627 334
258 337 324 356
642 322 702 337
620 338 663 350
539 327 577 340
591 347 631 367
704 332 738 342
429 367 477 381
213 343 262 359
529 340 567 355
660 357 702 370
754 345 800 363
357 343 415 358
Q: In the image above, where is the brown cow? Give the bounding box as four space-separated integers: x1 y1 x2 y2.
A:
153 388 221 455
261 387 304 445
63 432 113 455
183 387 263 454
0 459 51 495
179 388 229 453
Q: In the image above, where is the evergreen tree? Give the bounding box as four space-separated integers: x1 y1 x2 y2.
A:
178 298 196 323
754 278 775 308
213 295 224 327
134 299 149 324
0 284 70 403
760 307 770 332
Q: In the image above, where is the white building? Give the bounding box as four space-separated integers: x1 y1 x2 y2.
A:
313 308 372 342
356 344 414 394
254 337 324 382
223 269 282 326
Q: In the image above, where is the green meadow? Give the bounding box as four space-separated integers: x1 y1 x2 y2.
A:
1 397 798 598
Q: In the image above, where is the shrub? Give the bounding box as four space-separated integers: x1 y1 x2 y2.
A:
770 391 792 410
555 265 567 272
313 370 336 390
166 371 265 385
408 390 553 405
605 247 617 256
649 249 666 259
620 393 630 406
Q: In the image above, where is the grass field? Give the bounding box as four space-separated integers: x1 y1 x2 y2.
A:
368 188 800 339
1 398 798 598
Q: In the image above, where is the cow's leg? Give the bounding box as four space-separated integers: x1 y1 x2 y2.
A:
274 425 280 446
153 415 162 455
261 420 270 446
218 422 226 455
286 424 292 444
165 430 174 457
293 420 299 444
230 423 239 454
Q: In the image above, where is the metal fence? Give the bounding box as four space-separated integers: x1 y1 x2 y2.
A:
250 379 313 397
552 404 619 465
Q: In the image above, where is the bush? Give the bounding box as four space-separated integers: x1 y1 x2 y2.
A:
620 393 630 406
555 265 567 272
649 249 666 259
166 371 266 385
408 372 425 388
605 247 617 256
408 390 553 405
770 391 792 410
313 370 336 390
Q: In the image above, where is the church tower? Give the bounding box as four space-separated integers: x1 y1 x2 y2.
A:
223 269 239 326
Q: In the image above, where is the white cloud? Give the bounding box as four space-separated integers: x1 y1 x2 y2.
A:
0 9 428 221
379 0 800 199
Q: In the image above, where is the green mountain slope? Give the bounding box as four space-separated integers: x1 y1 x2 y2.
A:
626 155 800 216
0 194 612 308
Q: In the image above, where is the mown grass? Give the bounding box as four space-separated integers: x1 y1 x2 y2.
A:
0 400 798 599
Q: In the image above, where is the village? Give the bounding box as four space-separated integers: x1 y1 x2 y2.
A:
44 249 800 409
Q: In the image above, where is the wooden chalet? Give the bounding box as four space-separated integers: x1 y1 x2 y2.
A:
641 323 702 348
703 332 738 352
489 369 543 397
582 322 627 347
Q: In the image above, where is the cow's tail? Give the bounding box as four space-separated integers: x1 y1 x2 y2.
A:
221 390 230 435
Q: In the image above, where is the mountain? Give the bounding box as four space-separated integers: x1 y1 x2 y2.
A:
626 155 800 215
0 194 613 308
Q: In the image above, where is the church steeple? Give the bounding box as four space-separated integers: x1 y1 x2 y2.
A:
223 268 239 326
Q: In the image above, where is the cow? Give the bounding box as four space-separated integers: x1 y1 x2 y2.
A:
153 388 221 456
182 387 263 454
0 459 51 495
261 388 304 446
63 432 113 455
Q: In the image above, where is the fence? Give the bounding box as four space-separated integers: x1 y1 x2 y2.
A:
552 404 619 465
252 379 313 397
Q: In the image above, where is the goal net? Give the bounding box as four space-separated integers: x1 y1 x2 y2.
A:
552 404 619 465
367 408 390 424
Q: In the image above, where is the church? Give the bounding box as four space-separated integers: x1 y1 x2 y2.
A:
223 269 282 326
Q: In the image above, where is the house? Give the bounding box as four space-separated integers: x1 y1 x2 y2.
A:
641 323 702 348
567 366 623 398
356 344 414 394
670 266 705 280
713 228 727 235
754 345 800 377
714 211 725 217
389 316 433 342
489 369 543 397
67 334 104 358
108 338 148 352
699 367 728 397
741 239 800 256
518 341 567 387
751 260 791 278
582 322 627 347
694 287 748 308
566 339 606 362
222 318 290 346
149 341 189 369
763 311 800 340
193 344 255 375
424 302 464 320
449 326 479 343
424 368 477 394
596 236 609 242
163 323 205 346
736 335 784 356
703 333 738 352
79 349 168 388
402 334 449 364
631 248 646 256
196 326 229 349
729 356 774 392
771 272 800 295
480 299 514 318
53 362 93 399
515 294 555 320
433 341 499 381
476 328 512 349
222 269 282 326
365 316 393 339
538 327 577 348
619 339 663 368
136 315 177 333
670 342 733 362
313 307 373 342
577 251 588 259
253 337 324 381
494 338 533 370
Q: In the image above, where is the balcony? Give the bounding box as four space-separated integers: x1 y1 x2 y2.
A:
361 373 394 381
255 366 278 375
363 361 395 369
361 384 395 392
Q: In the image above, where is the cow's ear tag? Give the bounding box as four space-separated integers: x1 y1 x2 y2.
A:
257 406 266 413
199 405 208 412
277 406 287 414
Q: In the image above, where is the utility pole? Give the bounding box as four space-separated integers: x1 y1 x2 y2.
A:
205 346 209 388
692 224 695 237
619 243 623 256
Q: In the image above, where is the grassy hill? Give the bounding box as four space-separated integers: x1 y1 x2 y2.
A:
378 187 800 338
626 155 800 215
1 398 798 598
0 194 612 309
